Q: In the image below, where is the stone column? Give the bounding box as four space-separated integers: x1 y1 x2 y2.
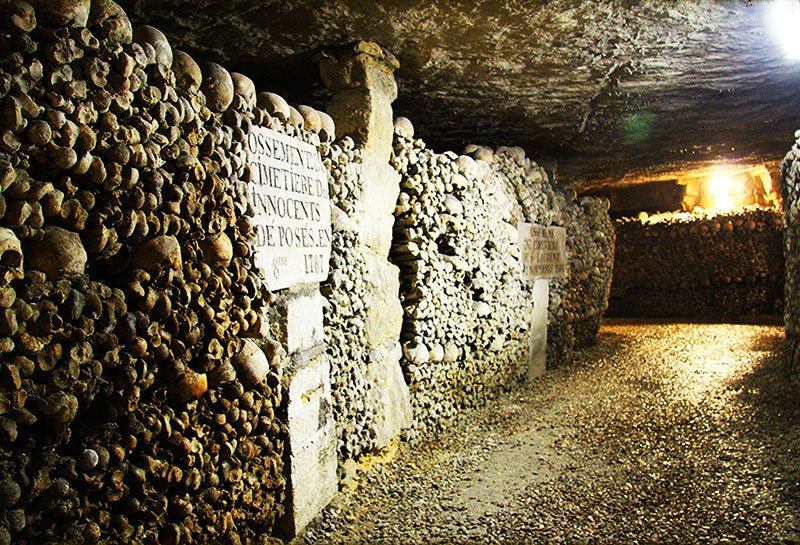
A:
318 42 411 451
274 288 338 538
528 278 549 379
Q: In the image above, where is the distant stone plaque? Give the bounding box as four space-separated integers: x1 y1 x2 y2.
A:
245 126 331 291
518 223 567 280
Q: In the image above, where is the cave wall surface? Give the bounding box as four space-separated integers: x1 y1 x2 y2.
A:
116 0 800 187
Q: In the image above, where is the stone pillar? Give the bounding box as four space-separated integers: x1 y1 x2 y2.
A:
275 288 338 537
528 279 549 379
318 42 411 451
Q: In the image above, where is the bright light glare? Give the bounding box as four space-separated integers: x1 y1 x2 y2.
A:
769 0 800 60
707 175 735 211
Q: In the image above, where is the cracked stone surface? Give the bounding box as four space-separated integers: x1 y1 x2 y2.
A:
118 1 800 187
292 319 800 544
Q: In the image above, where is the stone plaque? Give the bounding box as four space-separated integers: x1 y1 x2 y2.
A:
246 126 331 291
518 223 567 280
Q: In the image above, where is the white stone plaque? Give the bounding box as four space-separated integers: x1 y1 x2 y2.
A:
246 126 331 291
518 223 567 280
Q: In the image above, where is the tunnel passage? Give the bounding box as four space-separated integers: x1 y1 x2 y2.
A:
0 1 799 545
296 320 800 545
311 168 799 542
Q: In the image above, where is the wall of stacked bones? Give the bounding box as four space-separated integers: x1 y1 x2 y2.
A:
388 124 615 438
611 209 784 318
547 197 615 367
0 1 302 543
782 133 800 375
0 1 616 543
321 137 374 464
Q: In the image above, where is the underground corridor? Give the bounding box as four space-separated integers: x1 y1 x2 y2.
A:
297 321 799 545
1 1 800 545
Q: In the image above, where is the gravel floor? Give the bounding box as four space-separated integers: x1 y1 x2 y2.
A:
294 319 800 545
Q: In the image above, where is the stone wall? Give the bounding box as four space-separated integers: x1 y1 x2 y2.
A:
782 133 800 375
320 138 375 463
318 42 411 472
259 105 339 536
611 208 784 318
323 132 410 469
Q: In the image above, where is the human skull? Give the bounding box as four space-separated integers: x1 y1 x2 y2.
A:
0 228 23 285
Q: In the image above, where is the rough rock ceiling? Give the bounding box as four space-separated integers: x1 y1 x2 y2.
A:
118 0 800 188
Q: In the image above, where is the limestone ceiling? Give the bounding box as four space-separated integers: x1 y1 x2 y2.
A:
117 0 800 188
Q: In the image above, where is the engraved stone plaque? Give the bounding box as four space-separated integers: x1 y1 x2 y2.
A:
518 223 567 280
246 126 332 291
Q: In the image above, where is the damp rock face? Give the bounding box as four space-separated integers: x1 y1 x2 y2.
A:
611 208 784 319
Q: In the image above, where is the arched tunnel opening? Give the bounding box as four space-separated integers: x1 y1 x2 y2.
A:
0 1 799 545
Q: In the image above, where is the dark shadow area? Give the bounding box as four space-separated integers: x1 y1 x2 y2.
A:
606 288 785 320
729 335 800 520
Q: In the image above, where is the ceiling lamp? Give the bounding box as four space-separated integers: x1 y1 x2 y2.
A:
769 0 800 60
